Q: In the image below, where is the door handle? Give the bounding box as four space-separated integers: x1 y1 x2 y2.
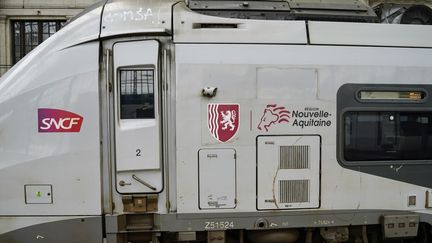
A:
132 174 157 191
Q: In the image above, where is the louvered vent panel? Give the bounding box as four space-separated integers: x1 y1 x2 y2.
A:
279 180 310 203
280 145 310 169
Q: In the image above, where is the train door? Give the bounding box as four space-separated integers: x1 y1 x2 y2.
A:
112 40 163 194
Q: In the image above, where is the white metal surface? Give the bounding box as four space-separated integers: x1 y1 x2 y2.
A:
0 6 101 92
0 42 101 215
113 40 163 193
173 2 307 44
1 0 432 236
199 149 236 209
175 43 432 214
257 68 318 99
101 0 174 38
175 44 432 67
309 21 432 47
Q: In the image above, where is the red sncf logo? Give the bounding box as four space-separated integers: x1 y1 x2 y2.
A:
38 108 83 133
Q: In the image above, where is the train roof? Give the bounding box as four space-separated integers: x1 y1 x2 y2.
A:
99 0 432 47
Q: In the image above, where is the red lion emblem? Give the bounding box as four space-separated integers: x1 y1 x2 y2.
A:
208 103 240 142
257 104 290 132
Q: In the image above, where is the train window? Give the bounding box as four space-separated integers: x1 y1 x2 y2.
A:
358 91 425 101
119 69 155 119
344 111 432 161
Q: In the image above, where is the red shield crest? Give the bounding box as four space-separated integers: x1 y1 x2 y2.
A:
208 103 240 143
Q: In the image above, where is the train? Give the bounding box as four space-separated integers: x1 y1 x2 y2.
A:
0 0 432 242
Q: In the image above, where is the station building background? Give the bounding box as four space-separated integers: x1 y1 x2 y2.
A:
0 0 100 76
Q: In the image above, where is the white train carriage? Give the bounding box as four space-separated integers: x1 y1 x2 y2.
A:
0 0 432 242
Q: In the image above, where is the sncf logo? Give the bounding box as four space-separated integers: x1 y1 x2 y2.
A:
38 109 83 133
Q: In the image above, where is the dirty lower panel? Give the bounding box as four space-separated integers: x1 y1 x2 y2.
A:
0 216 103 243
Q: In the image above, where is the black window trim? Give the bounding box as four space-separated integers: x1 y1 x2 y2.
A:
337 83 432 167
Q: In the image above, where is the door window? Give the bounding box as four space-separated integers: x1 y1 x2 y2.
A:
119 69 155 119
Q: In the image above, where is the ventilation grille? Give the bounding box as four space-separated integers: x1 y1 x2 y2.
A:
279 180 310 203
280 145 310 169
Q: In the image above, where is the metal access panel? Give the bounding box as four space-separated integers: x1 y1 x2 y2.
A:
199 149 236 209
113 40 162 194
257 135 320 210
24 185 53 204
382 214 420 238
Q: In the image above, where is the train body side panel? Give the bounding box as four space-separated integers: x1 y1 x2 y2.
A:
175 44 432 214
0 42 101 216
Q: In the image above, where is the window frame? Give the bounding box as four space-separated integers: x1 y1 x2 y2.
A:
11 20 65 64
337 83 432 166
116 66 156 120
